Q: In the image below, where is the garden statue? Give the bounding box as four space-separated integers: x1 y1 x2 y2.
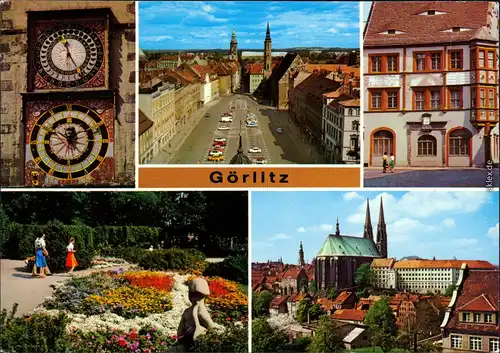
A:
170 278 223 352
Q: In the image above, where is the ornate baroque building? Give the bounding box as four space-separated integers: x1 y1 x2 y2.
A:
363 1 499 168
315 198 388 291
0 0 136 186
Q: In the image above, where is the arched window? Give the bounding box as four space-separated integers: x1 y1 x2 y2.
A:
417 135 437 156
373 130 393 156
348 108 353 116
449 129 472 156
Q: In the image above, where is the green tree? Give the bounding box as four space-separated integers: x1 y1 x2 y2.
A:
444 285 456 297
364 296 396 335
365 296 397 353
355 263 372 298
308 279 316 294
296 297 312 323
281 337 312 352
298 277 308 293
306 315 342 353
415 300 442 337
252 291 274 318
252 318 288 353
327 288 338 300
308 303 324 321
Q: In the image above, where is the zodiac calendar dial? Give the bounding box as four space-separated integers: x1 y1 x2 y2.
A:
28 104 110 180
34 23 104 88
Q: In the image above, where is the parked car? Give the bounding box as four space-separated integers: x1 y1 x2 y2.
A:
214 138 227 142
248 147 262 153
220 117 233 122
277 128 283 133
218 126 230 131
205 113 211 117
255 157 267 164
246 122 257 127
213 140 227 146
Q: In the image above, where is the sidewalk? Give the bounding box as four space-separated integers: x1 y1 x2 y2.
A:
149 99 220 164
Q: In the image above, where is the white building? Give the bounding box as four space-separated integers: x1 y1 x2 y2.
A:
201 73 213 104
339 99 360 163
139 83 176 161
371 259 496 294
363 2 499 168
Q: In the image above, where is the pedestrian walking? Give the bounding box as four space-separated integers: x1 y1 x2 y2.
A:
65 238 78 273
389 153 395 173
34 234 48 278
382 152 388 173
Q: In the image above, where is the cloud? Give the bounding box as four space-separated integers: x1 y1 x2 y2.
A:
271 233 291 240
455 238 478 246
347 191 491 224
141 35 173 42
295 224 334 233
441 218 456 228
326 28 339 34
202 4 215 13
487 223 499 242
343 192 363 201
297 226 306 233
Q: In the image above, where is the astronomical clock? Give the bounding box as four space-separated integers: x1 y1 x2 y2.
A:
24 9 115 186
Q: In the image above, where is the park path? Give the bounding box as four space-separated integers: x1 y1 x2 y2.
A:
0 259 133 317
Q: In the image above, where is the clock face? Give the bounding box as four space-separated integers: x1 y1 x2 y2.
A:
28 104 110 179
34 24 104 88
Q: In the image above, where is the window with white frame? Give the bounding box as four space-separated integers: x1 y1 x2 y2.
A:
473 313 481 322
470 337 482 351
485 313 493 323
450 89 461 108
489 338 499 353
415 91 425 110
431 91 441 109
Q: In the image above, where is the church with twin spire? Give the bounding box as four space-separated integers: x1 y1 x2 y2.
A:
314 198 388 291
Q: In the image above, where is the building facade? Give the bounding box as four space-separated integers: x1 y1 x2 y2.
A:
0 1 136 186
441 268 499 353
371 259 496 293
139 83 176 162
363 1 499 168
139 110 154 164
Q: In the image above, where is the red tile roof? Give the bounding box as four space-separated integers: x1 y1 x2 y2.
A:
446 270 499 333
288 293 304 303
371 258 395 268
332 291 354 305
265 276 278 284
365 1 494 47
393 260 496 269
332 309 366 322
317 297 335 311
249 63 264 75
281 266 303 280
271 295 289 307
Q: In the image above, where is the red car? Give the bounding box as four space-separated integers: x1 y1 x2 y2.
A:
213 140 227 146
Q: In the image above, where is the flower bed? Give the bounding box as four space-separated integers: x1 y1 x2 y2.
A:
267 313 299 333
91 256 129 269
186 276 248 323
18 270 248 353
120 270 175 292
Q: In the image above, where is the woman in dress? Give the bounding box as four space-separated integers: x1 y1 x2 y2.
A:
34 234 47 278
66 238 78 273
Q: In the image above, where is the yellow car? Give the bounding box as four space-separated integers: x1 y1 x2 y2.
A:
208 155 225 162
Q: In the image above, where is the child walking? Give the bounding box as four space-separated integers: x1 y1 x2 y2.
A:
66 238 78 273
382 152 388 173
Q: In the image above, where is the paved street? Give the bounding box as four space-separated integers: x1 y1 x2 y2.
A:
168 94 325 164
364 168 499 187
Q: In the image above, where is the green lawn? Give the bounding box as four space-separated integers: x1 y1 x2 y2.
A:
344 348 406 353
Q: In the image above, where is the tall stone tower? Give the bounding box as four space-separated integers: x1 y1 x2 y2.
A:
376 197 388 258
363 198 374 240
264 22 272 78
298 241 305 266
230 29 238 60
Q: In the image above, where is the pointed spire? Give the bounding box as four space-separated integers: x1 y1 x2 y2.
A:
232 29 236 37
364 198 374 240
265 22 271 40
238 134 243 152
335 217 340 236
378 197 386 225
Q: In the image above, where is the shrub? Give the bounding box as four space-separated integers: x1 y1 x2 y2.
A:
192 324 248 353
203 251 247 284
99 246 148 264
93 226 161 252
0 303 71 353
139 248 207 272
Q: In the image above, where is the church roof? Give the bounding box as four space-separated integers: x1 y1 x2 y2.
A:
317 234 380 258
229 135 252 164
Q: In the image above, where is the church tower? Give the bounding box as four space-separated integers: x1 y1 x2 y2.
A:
298 241 305 266
230 29 237 60
376 198 388 258
264 22 272 78
363 198 374 240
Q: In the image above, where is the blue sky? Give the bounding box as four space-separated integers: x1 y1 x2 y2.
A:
252 191 499 265
139 1 360 50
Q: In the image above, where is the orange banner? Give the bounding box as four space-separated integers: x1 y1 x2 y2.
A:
138 167 360 188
